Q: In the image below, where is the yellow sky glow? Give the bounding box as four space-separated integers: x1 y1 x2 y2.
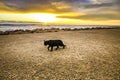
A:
0 13 120 25
28 13 57 22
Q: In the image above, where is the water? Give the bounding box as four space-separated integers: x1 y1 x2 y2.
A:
0 25 119 32
0 26 41 32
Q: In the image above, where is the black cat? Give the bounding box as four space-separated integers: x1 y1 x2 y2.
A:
44 40 66 51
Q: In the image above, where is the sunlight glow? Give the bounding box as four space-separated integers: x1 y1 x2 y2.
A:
29 13 56 22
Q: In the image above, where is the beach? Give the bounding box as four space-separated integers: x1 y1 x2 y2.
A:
0 29 120 80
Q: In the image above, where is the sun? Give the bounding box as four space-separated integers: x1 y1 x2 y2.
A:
29 13 56 22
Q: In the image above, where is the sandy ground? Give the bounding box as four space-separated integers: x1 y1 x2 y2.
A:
0 29 120 80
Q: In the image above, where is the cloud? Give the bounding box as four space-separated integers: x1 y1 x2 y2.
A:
0 0 76 13
55 0 120 20
73 0 120 11
0 0 119 20
57 10 120 20
0 0 54 13
0 0 119 13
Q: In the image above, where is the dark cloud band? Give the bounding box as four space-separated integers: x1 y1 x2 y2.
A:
0 0 119 13
57 11 120 21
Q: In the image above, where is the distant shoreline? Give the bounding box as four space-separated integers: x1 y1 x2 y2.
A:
0 27 120 35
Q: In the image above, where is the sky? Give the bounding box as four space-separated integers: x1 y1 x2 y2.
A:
0 0 120 25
